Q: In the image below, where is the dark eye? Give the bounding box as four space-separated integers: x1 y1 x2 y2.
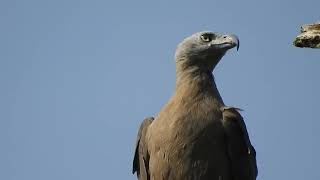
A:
200 33 213 42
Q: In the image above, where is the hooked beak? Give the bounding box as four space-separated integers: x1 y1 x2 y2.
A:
211 34 240 51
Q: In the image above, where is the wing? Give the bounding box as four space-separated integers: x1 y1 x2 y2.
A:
221 107 258 180
132 117 154 180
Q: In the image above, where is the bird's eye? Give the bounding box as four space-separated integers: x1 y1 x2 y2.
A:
200 34 213 42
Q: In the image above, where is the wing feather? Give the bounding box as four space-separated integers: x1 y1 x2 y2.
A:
133 117 154 180
221 107 258 180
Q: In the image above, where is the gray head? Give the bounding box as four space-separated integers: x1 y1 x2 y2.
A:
175 31 239 72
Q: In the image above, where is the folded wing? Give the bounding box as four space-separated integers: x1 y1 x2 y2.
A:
221 107 258 180
133 117 154 180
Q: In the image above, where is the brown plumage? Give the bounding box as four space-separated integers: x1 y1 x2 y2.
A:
133 31 257 180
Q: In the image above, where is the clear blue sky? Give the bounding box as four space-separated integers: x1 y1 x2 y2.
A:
1 0 319 179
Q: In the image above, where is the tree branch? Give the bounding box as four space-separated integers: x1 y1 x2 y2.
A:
294 22 320 48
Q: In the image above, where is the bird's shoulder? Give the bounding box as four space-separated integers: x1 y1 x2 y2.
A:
220 106 243 119
219 106 249 142
220 106 248 132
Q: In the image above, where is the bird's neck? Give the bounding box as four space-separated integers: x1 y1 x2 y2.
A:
174 64 224 105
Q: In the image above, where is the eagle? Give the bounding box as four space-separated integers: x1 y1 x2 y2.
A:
132 31 258 180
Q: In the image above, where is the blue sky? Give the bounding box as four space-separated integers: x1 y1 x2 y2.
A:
1 0 319 179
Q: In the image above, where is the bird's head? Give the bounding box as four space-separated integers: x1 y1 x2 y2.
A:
175 31 239 72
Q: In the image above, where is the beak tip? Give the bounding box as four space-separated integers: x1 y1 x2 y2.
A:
228 34 240 51
235 35 240 51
